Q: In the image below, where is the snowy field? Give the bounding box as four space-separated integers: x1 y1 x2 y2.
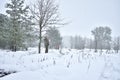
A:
0 48 120 80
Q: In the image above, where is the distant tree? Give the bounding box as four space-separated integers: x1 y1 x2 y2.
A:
81 37 86 49
113 37 120 53
103 27 112 51
77 36 85 49
74 36 78 49
70 36 74 49
88 38 94 50
91 26 111 52
30 0 61 53
70 35 85 50
46 27 62 49
84 38 93 50
6 0 30 51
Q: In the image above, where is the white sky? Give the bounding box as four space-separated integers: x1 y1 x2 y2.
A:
0 0 120 37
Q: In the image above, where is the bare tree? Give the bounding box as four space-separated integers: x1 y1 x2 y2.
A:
91 26 111 52
30 0 60 53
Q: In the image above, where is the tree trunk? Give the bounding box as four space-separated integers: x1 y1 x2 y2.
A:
38 42 40 53
45 46 48 53
38 26 42 53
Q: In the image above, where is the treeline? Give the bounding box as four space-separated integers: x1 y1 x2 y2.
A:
69 26 120 53
70 36 93 50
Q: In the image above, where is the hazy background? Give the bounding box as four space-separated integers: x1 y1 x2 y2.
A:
0 0 120 37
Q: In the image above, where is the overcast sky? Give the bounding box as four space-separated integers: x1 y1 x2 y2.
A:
0 0 120 37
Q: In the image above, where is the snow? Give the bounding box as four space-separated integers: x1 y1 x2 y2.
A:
0 48 120 80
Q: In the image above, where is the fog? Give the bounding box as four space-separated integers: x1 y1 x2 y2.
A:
59 0 120 37
0 0 120 37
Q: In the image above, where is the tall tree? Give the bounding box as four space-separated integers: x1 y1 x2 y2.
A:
30 0 61 53
6 0 29 51
91 26 111 52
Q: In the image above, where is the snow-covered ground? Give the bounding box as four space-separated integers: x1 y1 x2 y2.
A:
0 48 120 80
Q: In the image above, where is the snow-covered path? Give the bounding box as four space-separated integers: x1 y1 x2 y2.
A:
0 48 120 80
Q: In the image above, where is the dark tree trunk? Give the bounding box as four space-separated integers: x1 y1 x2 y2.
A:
38 42 40 53
38 26 42 53
44 37 49 53
45 46 48 53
